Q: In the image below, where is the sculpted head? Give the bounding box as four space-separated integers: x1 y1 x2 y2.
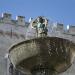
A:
37 16 44 23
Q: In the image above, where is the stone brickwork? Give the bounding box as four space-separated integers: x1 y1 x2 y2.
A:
0 13 29 75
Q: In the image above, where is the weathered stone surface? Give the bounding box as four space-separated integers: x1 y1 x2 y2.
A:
9 37 75 74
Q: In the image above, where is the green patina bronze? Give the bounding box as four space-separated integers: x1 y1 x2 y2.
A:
32 16 48 37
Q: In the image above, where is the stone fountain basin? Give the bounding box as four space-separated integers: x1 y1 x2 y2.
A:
9 37 75 73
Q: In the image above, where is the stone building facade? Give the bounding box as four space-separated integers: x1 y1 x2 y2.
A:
0 13 29 75
0 13 75 75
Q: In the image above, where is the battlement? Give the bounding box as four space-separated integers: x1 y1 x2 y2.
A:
0 13 26 25
0 13 75 35
65 25 75 35
52 22 64 32
16 16 25 25
2 13 12 19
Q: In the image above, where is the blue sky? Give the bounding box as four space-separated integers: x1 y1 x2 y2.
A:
0 0 75 26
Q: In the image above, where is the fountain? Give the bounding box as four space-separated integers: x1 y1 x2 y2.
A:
8 16 75 75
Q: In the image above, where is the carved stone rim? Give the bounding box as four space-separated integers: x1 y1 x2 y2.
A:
9 37 75 53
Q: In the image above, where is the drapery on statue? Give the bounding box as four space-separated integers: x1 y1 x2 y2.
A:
31 16 48 37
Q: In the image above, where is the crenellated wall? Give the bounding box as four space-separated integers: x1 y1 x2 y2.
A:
0 13 27 26
0 13 29 75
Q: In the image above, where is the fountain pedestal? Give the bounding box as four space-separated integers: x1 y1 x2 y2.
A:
8 16 75 75
8 37 75 75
